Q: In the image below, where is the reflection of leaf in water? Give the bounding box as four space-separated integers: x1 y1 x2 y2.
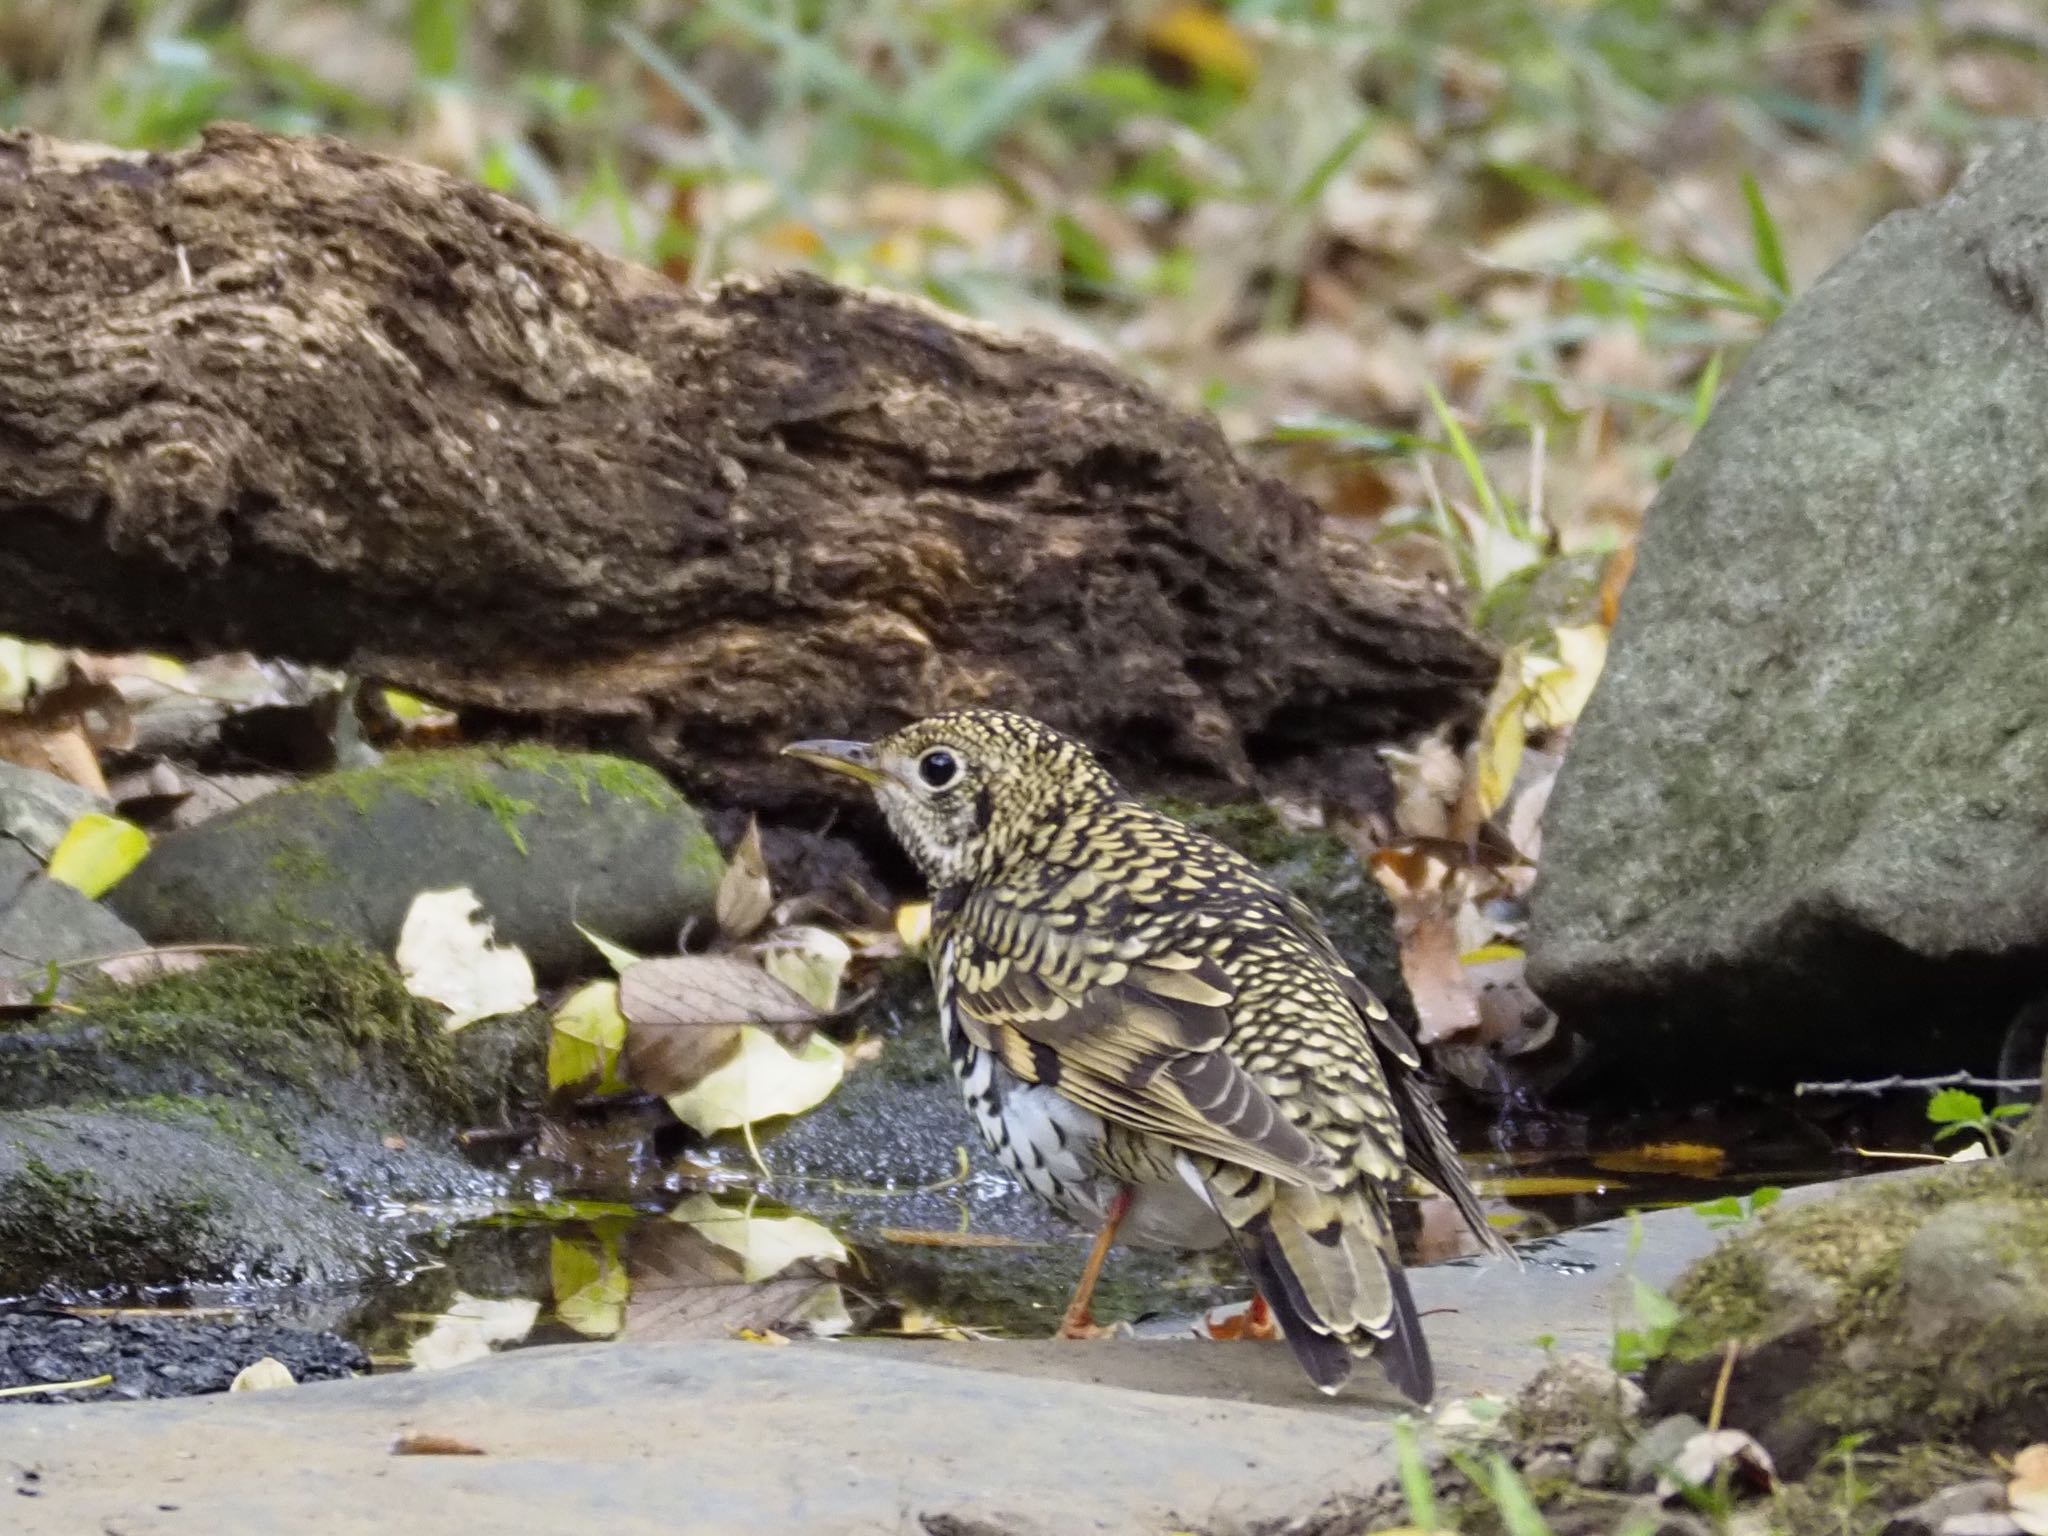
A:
623 1221 845 1344
669 1194 847 1282
551 1232 629 1339
408 1292 542 1370
1590 1142 1726 1178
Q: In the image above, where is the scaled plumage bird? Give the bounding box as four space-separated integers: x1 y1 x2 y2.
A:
785 708 1507 1401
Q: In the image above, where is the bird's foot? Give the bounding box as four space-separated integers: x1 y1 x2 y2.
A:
1202 1293 1280 1342
1054 1311 1132 1341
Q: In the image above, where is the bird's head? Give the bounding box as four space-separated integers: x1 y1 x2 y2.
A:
783 708 1117 889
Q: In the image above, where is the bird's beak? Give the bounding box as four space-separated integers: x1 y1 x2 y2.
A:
781 738 887 788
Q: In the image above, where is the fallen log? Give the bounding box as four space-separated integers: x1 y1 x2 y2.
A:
0 124 1491 807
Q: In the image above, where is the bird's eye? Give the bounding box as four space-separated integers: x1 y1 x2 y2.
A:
917 748 961 790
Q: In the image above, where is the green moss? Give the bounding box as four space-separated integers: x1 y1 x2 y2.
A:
115 1092 291 1156
1669 1169 1999 1360
1665 1165 2048 1453
266 840 339 886
0 1154 220 1291
276 745 678 853
464 779 539 854
13 944 476 1123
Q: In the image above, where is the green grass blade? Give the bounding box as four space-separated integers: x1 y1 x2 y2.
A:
943 16 1103 159
1291 115 1376 210
1741 172 1791 298
1487 1454 1556 1536
1393 1418 1439 1530
1689 350 1723 432
1423 380 1505 527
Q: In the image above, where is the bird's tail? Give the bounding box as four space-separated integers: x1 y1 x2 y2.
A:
1206 1168 1433 1403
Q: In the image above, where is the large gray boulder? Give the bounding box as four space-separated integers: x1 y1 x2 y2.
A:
1529 128 2048 1085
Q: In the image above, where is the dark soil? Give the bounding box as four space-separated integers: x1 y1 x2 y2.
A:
0 1302 365 1402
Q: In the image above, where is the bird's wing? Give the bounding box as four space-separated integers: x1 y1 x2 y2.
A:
1284 893 1514 1259
943 890 1332 1187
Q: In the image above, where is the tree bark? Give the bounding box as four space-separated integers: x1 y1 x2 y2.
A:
0 125 1491 807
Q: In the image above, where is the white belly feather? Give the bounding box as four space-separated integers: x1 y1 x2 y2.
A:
937 982 1227 1252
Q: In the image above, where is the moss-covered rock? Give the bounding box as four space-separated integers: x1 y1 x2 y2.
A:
108 746 724 978
0 946 539 1297
1647 1164 2048 1472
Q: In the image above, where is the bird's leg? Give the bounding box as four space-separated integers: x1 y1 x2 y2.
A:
1057 1186 1133 1340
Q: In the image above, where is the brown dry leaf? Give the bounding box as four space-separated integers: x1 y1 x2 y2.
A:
622 1223 842 1344
1372 847 1479 1046
391 1434 487 1457
1600 543 1637 627
92 949 211 986
619 954 819 1098
0 672 133 794
1380 728 1465 841
715 817 773 942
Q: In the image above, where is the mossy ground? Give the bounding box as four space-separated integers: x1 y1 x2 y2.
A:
1660 1161 2048 1461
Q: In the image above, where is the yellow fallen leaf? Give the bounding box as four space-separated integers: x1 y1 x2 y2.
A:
380 688 456 726
45 812 150 898
1460 943 1525 966
1142 3 1256 90
1531 624 1610 729
228 1357 296 1392
759 926 850 1012
1472 651 1531 819
669 1194 847 1283
895 901 933 954
576 922 643 976
0 637 67 713
548 980 628 1092
395 887 537 1030
2008 1444 2048 1536
663 1026 846 1136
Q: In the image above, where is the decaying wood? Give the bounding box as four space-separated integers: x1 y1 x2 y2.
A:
0 125 1491 807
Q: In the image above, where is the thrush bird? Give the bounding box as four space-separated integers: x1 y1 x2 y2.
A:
785 709 1506 1401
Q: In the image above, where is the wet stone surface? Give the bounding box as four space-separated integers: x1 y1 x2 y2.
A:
0 1303 365 1402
